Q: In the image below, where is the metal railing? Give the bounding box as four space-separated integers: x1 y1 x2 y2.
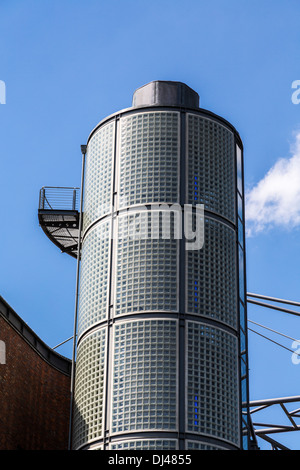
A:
39 186 80 211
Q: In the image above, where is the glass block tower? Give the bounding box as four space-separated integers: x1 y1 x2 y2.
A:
71 81 250 450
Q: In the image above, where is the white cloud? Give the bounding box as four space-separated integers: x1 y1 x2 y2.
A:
245 131 300 236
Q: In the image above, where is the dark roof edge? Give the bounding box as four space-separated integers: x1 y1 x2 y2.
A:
0 296 72 376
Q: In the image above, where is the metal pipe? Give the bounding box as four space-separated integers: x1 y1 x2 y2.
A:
68 145 86 450
52 335 73 350
255 425 300 435
280 403 297 428
249 396 300 407
252 422 294 430
257 434 290 450
247 292 300 308
248 327 300 356
247 298 300 318
248 319 300 343
72 188 77 211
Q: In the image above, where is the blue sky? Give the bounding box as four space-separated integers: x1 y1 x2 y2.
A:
1 0 300 450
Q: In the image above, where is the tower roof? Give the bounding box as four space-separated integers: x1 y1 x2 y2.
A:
132 80 200 109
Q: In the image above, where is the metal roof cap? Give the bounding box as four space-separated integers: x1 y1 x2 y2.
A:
132 80 200 109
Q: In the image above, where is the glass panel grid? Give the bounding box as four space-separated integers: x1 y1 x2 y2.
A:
237 192 243 221
187 114 235 221
186 218 237 327
109 439 177 450
186 440 224 450
236 144 243 195
238 245 245 303
72 328 107 449
83 121 115 233
118 112 179 208
111 319 178 434
186 321 239 445
78 221 110 337
115 212 178 315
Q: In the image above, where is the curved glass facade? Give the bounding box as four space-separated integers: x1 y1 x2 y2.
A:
82 121 115 234
72 82 250 450
186 114 235 221
116 212 179 316
77 221 111 338
186 322 239 444
111 319 177 434
118 112 180 208
72 327 107 448
186 217 237 327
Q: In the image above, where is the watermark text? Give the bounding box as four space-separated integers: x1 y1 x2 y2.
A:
291 80 300 104
0 80 6 104
291 340 300 365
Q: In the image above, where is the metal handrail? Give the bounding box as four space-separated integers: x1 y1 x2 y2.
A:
39 186 80 211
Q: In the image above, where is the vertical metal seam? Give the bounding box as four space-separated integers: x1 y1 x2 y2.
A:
103 116 118 448
233 138 242 450
178 110 186 448
240 141 252 449
68 145 86 450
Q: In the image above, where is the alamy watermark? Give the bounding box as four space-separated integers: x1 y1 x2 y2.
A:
94 201 205 251
0 80 6 104
291 340 300 365
291 80 300 104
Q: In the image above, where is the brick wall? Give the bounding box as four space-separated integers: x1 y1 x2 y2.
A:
0 303 71 450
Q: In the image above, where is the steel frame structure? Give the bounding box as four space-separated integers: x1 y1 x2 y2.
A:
249 396 300 450
247 292 300 450
38 186 80 258
38 184 300 451
38 180 300 450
